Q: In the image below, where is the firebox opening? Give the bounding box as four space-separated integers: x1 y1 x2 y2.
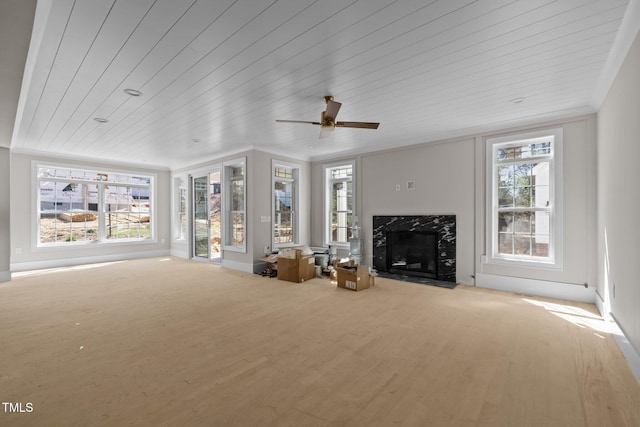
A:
386 230 438 279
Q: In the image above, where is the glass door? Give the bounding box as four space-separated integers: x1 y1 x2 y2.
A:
192 175 210 260
191 169 223 263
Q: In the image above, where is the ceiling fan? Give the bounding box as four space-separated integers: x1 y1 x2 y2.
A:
276 96 380 139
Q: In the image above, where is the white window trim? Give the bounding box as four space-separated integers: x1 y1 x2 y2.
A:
271 159 300 250
172 173 188 242
33 161 157 249
323 159 356 248
222 157 246 253
485 128 563 269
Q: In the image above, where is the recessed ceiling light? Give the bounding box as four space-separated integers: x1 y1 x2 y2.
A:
94 117 108 123
124 88 142 97
509 97 526 104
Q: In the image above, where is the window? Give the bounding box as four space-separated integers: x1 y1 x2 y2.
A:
37 164 153 245
173 175 187 240
223 158 246 252
324 161 355 246
486 129 563 267
272 161 299 248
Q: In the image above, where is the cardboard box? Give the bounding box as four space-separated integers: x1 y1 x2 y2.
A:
333 258 355 268
257 254 278 277
335 265 371 291
277 248 316 283
259 254 279 264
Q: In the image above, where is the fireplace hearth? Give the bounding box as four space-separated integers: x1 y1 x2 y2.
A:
373 215 456 288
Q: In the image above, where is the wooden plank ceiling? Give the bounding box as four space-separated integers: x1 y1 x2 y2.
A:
10 0 633 169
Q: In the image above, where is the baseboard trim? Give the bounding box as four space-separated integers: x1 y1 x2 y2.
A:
594 292 640 384
594 290 608 320
611 314 640 384
0 270 10 282
475 273 595 303
170 249 188 259
10 250 171 273
221 259 254 274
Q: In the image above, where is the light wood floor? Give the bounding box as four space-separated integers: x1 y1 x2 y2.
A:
1 257 638 426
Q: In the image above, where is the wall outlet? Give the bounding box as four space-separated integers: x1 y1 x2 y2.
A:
395 184 400 191
15 248 22 255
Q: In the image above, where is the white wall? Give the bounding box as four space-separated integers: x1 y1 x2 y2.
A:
597 30 640 353
171 149 310 273
311 138 476 285
361 138 476 284
310 114 597 293
477 116 597 290
10 153 172 270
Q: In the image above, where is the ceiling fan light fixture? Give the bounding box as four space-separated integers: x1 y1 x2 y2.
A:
319 125 335 139
124 88 143 97
276 96 379 139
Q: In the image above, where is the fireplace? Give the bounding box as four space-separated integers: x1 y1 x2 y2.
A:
373 215 456 286
387 230 438 279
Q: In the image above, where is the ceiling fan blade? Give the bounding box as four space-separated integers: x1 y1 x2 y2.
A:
336 121 380 129
324 100 342 122
275 119 320 125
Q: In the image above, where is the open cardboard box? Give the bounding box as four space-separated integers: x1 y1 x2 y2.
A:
277 246 315 283
334 262 371 291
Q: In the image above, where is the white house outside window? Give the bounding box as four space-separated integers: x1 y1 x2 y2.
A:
37 165 153 245
487 129 563 267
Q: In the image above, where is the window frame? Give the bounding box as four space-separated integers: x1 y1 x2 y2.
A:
485 128 563 269
172 174 188 241
34 161 155 248
323 160 356 248
272 159 300 250
222 157 247 253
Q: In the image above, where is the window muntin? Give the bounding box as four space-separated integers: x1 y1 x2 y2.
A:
274 177 294 245
272 163 299 248
37 165 152 246
104 185 150 240
230 173 244 246
325 162 355 246
488 131 561 265
224 159 246 251
172 175 188 241
38 181 99 243
274 166 293 179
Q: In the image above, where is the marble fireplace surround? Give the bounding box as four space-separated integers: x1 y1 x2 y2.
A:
372 215 456 287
